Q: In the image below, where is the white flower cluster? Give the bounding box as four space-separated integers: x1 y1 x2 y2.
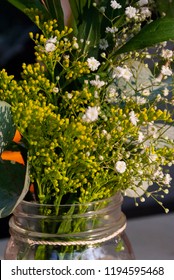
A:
82 106 100 122
110 0 122 10
45 36 57 52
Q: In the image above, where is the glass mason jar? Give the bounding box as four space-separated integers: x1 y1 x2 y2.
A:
4 192 134 260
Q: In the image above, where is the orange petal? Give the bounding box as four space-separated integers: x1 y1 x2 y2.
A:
13 130 22 143
29 183 35 193
1 151 25 165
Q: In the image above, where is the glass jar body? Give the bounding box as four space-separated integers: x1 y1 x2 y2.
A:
4 192 134 260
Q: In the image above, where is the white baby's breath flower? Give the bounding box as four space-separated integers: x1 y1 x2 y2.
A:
140 7 151 18
45 36 57 52
87 57 100 71
94 91 99 98
112 66 132 81
52 87 59 93
99 39 109 50
106 84 118 103
99 155 104 161
45 42 56 52
163 87 169 96
86 151 90 157
110 0 122 9
161 65 173 76
138 131 144 143
129 111 139 126
149 153 158 162
47 36 57 44
102 129 108 135
142 89 150 96
147 123 158 138
125 6 138 19
153 169 164 180
163 174 172 185
82 106 100 122
105 26 118 33
135 96 146 105
138 0 148 6
67 93 73 99
161 49 173 59
115 161 127 173
72 42 79 49
90 75 105 88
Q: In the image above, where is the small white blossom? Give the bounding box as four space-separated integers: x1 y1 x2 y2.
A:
105 26 118 33
102 129 108 135
106 133 111 140
94 91 99 98
52 87 59 93
106 84 118 103
129 111 139 125
138 0 148 6
161 49 173 59
163 174 172 185
45 36 57 52
87 57 100 71
72 42 79 49
138 131 144 143
112 66 132 81
142 89 151 96
47 36 57 44
163 87 169 96
82 106 99 122
99 39 109 50
99 155 104 161
135 96 146 105
86 151 90 157
115 161 127 173
45 42 56 52
147 123 158 138
67 93 73 99
110 0 122 10
153 169 164 180
149 153 158 162
125 6 138 19
90 75 105 88
140 7 151 18
161 65 173 76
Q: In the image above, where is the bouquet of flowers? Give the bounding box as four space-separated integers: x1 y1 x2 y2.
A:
1 0 174 221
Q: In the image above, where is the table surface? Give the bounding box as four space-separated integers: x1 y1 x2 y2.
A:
0 213 174 260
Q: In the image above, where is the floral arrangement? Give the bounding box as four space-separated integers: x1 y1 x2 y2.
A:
1 0 174 219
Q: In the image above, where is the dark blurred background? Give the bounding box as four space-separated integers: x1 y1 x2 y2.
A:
0 0 174 239
0 0 37 77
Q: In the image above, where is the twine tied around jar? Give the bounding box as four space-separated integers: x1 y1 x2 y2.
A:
27 222 127 247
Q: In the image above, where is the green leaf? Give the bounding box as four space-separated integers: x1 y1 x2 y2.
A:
115 60 167 100
116 17 174 54
0 101 30 217
41 0 64 30
69 1 101 57
0 161 30 218
0 101 16 153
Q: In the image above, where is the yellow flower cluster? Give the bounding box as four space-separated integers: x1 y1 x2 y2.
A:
1 17 174 208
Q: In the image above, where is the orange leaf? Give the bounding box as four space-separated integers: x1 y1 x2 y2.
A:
1 151 25 165
13 130 22 143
